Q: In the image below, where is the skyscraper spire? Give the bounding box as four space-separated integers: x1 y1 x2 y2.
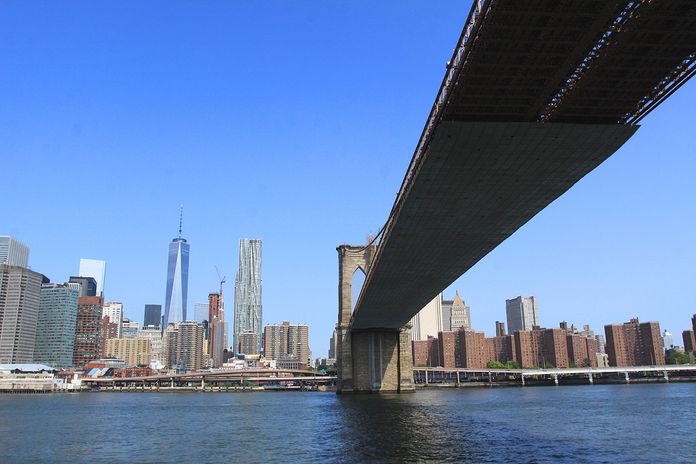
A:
178 205 183 238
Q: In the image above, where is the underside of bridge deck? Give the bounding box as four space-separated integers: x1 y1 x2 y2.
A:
351 122 636 330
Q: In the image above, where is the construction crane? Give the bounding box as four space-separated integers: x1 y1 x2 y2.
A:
215 266 226 297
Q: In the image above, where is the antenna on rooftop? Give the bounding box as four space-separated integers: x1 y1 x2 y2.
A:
178 205 183 238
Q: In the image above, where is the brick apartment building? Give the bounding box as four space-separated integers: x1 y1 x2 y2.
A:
604 318 665 367
413 324 600 369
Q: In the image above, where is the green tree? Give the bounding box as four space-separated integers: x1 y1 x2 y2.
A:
666 351 691 365
505 360 519 369
569 361 578 368
582 358 592 368
544 362 555 369
487 360 504 369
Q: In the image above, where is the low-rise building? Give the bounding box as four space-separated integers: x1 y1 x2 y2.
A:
0 364 55 392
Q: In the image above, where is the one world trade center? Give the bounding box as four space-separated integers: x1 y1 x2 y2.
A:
164 209 190 325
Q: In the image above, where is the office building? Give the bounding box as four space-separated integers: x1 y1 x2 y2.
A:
506 296 539 332
139 326 163 364
595 334 606 354
121 318 139 338
194 303 208 323
144 304 162 328
233 239 262 354
164 212 190 325
495 321 506 337
78 259 106 297
441 295 453 332
105 338 151 367
663 330 674 350
604 318 665 367
73 296 104 368
408 293 443 341
0 236 29 268
0 264 45 364
449 291 471 330
33 283 79 369
68 276 97 297
580 324 595 338
692 313 696 336
328 330 337 360
102 302 123 338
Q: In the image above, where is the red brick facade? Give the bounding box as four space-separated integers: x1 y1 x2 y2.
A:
605 318 665 367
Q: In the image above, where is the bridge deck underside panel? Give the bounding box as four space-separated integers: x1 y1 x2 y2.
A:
352 122 636 330
445 0 696 123
445 0 626 122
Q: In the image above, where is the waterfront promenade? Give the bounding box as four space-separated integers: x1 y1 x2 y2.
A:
415 364 696 387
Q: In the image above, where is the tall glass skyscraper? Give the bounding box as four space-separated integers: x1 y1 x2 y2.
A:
233 239 262 354
164 212 190 325
34 283 79 369
144 304 162 327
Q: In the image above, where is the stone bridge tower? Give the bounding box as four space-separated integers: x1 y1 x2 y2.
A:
336 244 414 393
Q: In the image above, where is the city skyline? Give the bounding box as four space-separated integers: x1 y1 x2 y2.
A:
1 2 694 358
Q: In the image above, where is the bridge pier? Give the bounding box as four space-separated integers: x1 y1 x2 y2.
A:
336 245 414 393
337 328 414 393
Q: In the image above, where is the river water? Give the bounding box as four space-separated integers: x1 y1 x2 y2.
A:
0 383 693 463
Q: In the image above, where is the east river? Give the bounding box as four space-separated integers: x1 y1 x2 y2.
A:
0 383 693 463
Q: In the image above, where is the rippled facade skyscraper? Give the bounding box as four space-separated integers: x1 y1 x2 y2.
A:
164 212 190 325
233 239 262 354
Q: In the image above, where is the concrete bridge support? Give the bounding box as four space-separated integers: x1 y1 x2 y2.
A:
336 245 414 393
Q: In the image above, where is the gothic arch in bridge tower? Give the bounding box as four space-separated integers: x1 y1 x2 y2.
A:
336 245 375 329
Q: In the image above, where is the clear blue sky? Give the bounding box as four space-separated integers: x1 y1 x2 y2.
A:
2 1 695 358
